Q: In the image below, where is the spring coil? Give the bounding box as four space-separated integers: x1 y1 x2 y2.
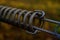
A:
0 6 60 39
0 6 45 34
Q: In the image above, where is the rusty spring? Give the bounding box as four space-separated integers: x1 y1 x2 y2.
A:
0 6 60 39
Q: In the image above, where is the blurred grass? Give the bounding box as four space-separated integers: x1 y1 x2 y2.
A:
0 0 60 40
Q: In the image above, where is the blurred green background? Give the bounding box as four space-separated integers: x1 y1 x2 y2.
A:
0 0 60 40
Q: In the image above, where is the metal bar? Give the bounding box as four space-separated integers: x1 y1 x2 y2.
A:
44 18 60 24
33 26 60 39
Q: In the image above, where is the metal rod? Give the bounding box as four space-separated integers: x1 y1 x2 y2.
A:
33 26 60 39
44 18 60 24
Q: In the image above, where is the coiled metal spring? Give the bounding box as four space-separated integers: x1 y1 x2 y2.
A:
0 6 60 39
